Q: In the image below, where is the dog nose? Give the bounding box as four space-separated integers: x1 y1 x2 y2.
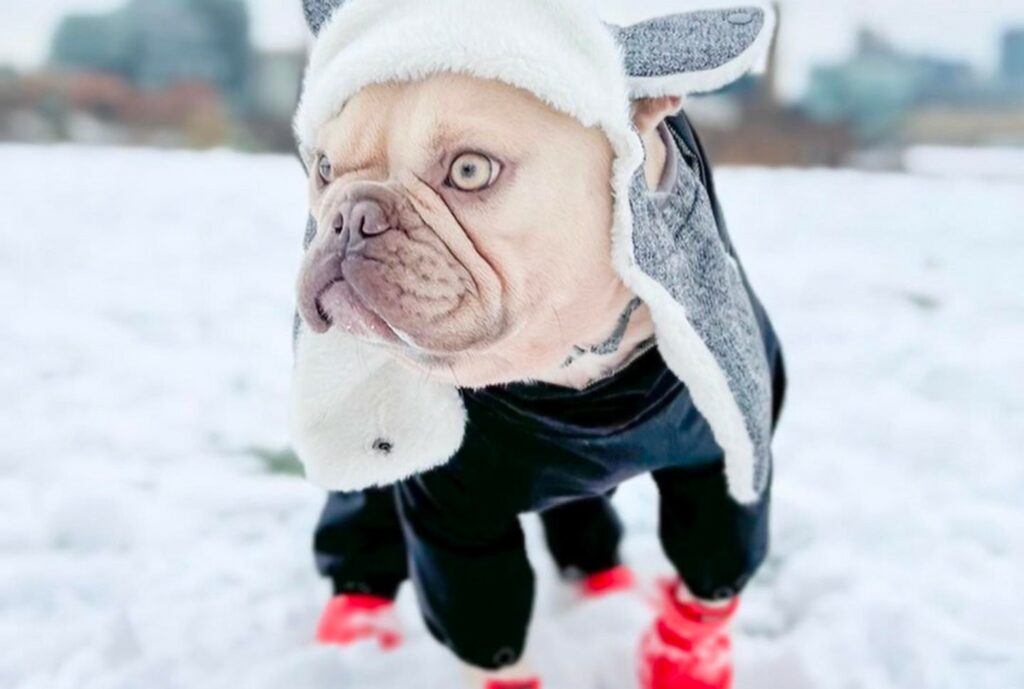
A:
337 199 390 239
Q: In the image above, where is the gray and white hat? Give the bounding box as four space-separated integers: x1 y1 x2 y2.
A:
291 0 777 504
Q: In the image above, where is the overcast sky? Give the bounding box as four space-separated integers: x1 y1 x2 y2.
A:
2 0 1023 98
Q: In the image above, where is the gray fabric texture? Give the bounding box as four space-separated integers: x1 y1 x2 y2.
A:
614 8 765 79
628 129 773 494
303 0 343 34
303 214 318 249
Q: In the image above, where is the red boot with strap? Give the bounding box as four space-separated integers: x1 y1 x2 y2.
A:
315 594 403 650
580 564 636 599
638 580 738 689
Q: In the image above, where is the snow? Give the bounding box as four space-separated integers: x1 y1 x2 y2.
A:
2 145 1023 689
904 146 1024 181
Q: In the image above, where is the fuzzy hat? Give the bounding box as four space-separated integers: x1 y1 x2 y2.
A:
291 0 777 504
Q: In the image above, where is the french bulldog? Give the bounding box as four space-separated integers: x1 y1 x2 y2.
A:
291 5 784 687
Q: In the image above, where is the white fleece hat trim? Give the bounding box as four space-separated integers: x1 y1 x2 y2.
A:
294 0 636 164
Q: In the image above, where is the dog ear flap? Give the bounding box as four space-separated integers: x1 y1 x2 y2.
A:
302 0 344 35
614 5 777 99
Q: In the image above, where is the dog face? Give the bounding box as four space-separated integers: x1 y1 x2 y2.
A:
298 73 639 386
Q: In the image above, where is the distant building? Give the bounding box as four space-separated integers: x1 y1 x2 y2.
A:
27 0 311 150
800 29 975 143
898 26 1024 147
50 0 252 107
1002 29 1024 85
50 13 132 77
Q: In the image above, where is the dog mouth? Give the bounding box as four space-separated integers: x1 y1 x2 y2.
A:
297 204 505 355
297 253 400 344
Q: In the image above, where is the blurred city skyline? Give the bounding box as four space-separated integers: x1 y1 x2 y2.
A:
1 0 1022 166
3 0 1024 99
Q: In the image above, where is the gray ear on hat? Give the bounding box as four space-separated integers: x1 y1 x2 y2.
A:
614 5 777 99
303 0 343 34
302 2 776 91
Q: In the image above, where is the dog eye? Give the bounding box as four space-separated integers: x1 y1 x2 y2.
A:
447 153 498 192
317 155 332 185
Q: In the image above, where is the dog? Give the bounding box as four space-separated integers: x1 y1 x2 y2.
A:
290 2 784 687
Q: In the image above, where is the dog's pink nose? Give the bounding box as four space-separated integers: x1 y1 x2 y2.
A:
337 199 390 239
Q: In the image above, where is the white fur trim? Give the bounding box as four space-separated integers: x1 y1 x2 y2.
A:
294 0 633 161
290 329 467 491
603 128 760 505
626 4 777 100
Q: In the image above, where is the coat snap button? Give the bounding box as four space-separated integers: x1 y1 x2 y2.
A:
493 647 518 666
728 11 754 25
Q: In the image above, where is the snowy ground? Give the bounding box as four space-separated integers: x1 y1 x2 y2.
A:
2 145 1022 689
904 145 1024 181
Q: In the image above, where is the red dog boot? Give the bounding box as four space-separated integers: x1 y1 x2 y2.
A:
482 680 541 689
580 565 637 599
638 581 738 689
315 594 402 650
